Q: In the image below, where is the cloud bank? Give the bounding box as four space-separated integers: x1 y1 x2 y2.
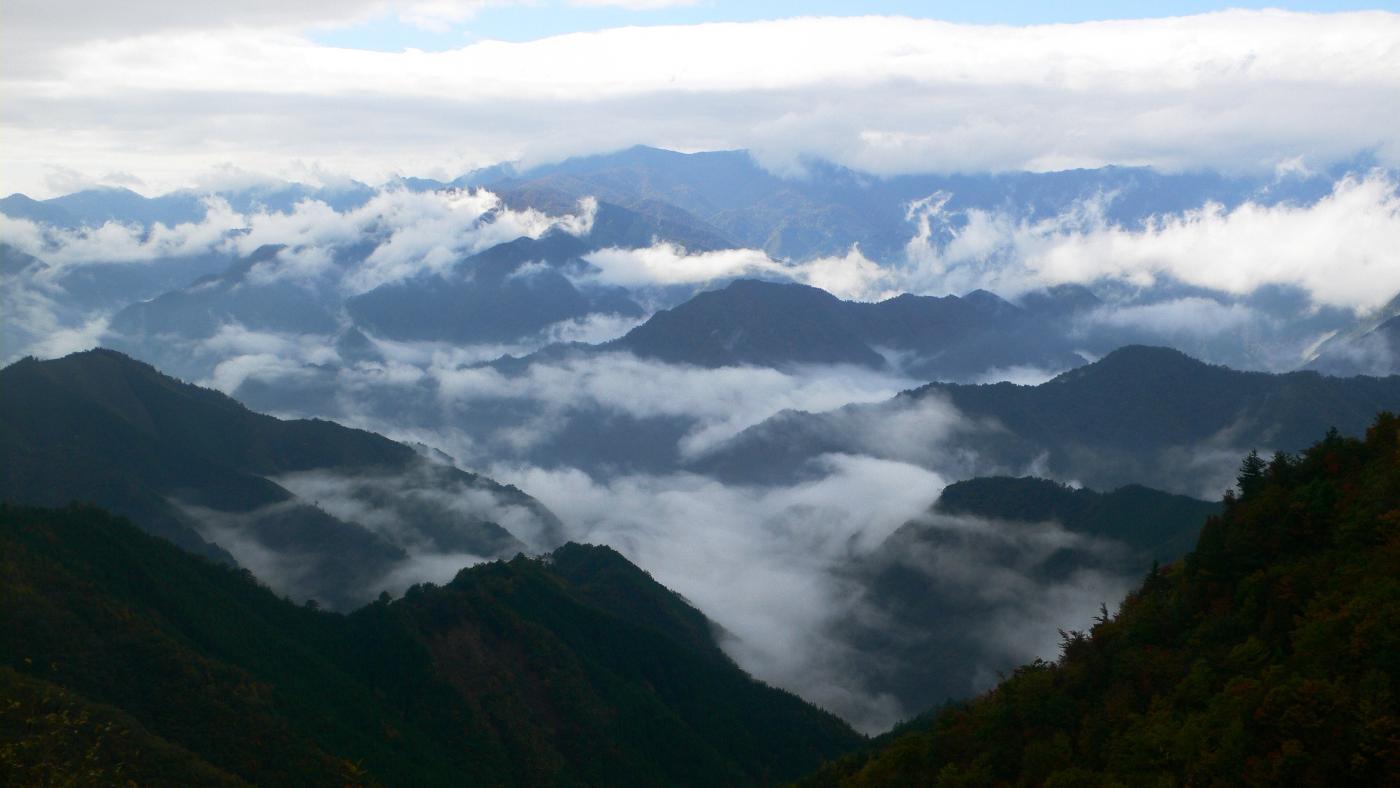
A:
904 173 1400 312
5 11 1399 196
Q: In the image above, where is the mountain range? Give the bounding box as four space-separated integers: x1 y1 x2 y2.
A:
0 349 560 609
697 345 1400 495
4 143 1400 783
6 146 1388 380
2 146 1344 262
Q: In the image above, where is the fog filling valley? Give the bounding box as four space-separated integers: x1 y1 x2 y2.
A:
5 161 1400 734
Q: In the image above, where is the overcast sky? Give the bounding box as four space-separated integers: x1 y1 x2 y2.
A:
3 2 1398 197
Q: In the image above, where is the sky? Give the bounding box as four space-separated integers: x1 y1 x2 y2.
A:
309 2 1399 50
3 2 1399 197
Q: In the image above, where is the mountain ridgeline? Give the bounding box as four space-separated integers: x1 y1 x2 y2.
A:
0 349 561 609
0 504 859 786
606 278 1090 379
698 345 1400 495
806 414 1400 785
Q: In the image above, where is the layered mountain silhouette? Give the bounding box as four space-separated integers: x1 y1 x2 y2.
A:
0 504 859 786
101 200 721 358
696 346 1400 494
807 416 1400 786
606 278 1090 378
4 149 1370 384
344 224 643 344
483 146 1336 262
0 349 560 609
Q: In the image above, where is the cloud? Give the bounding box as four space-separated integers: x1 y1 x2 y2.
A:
902 173 1400 312
490 454 1149 733
5 11 1398 196
540 311 647 344
1079 298 1260 339
1 186 595 296
581 242 896 301
493 453 945 732
427 351 919 459
2 1 506 54
274 462 558 551
853 510 1136 699
0 198 244 266
24 316 111 360
231 188 596 293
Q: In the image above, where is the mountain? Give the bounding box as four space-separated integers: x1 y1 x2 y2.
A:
19 186 209 228
1307 291 1400 377
829 478 1219 719
108 244 341 341
103 199 721 362
696 346 1400 495
345 224 643 344
0 182 377 229
0 349 560 609
0 503 861 786
486 146 1337 262
0 193 76 226
607 278 1090 378
935 476 1220 565
804 416 1400 786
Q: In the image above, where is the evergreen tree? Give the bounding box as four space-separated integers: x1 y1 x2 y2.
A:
1236 448 1267 494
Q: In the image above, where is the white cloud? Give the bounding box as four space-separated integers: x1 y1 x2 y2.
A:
2 1 504 51
494 454 945 731
1080 298 1259 339
0 198 244 266
582 242 896 301
902 173 1400 312
230 188 595 293
1 186 595 296
429 351 919 457
5 11 1397 196
24 316 110 359
540 311 648 344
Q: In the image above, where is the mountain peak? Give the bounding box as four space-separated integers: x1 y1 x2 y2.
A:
1053 345 1209 383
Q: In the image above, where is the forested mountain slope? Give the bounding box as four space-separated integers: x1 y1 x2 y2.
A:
0 349 559 608
0 504 860 786
804 415 1400 786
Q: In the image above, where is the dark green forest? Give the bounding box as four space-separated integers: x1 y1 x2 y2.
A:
0 505 857 786
805 416 1400 786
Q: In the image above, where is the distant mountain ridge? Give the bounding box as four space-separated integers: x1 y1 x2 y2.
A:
696 345 1400 495
606 278 1091 378
3 146 1343 265
483 146 1340 262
